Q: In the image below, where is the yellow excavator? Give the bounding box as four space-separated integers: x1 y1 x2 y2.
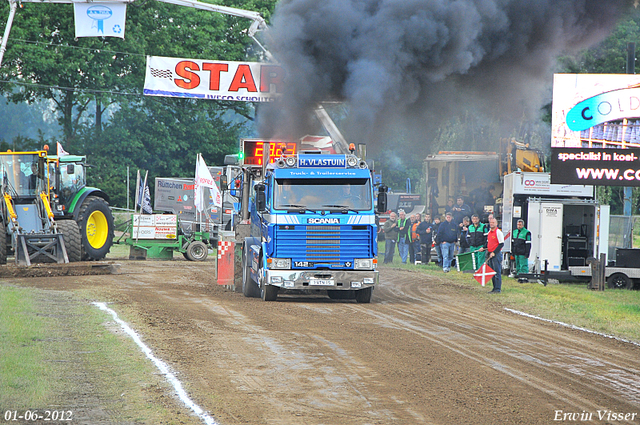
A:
500 138 545 176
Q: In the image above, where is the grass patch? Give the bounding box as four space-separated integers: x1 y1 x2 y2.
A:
0 285 195 423
0 286 53 408
379 257 640 343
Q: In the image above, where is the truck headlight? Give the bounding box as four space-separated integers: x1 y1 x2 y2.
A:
347 155 358 167
267 258 291 269
354 258 373 270
285 156 297 167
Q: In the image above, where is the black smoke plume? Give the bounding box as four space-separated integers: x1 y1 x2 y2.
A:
258 0 634 151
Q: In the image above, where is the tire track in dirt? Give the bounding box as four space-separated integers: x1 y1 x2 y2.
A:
368 269 640 414
12 260 640 425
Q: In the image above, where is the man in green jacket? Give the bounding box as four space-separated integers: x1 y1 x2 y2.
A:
512 219 532 277
467 214 488 267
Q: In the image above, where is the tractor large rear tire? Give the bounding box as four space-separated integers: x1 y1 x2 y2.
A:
58 220 82 263
0 220 6 265
77 196 114 260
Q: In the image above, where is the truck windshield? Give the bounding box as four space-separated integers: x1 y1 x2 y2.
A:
0 154 43 196
274 178 372 211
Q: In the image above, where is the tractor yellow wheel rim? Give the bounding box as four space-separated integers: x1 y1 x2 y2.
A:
86 210 108 249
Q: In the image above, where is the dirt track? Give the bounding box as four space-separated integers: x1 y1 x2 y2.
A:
6 259 640 424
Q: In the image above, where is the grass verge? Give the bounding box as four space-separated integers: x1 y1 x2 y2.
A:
0 286 53 408
0 285 199 424
379 258 640 343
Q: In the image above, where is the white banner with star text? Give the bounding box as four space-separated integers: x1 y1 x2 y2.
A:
144 56 285 102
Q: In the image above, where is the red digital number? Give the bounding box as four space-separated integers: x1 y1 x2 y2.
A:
244 141 297 166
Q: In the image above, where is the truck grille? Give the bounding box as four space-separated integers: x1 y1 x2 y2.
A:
275 225 373 262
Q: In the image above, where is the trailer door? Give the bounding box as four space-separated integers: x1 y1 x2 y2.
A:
528 201 564 271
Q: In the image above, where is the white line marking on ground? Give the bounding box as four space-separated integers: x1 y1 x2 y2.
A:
504 308 640 348
93 302 218 425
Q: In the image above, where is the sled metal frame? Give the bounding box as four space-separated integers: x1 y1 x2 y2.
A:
15 232 69 266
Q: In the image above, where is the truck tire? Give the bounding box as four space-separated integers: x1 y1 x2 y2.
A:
242 243 260 298
607 273 633 290
258 260 278 301
58 220 82 262
261 283 279 301
355 287 373 303
77 196 114 260
185 241 208 261
0 220 6 265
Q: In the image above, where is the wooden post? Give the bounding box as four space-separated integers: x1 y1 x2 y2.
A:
598 253 607 291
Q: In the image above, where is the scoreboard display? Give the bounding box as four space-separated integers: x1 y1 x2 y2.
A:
242 140 297 166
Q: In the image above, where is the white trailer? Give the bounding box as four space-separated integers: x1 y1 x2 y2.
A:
501 172 610 276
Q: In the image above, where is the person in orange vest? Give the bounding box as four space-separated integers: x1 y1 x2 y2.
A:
410 213 421 263
486 217 505 293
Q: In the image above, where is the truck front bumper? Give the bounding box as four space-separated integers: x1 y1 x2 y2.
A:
264 269 379 290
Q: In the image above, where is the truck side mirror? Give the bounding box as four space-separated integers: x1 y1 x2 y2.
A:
377 184 388 213
255 183 266 212
66 164 75 175
220 174 228 191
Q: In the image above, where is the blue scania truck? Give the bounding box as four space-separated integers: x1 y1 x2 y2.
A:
240 142 387 302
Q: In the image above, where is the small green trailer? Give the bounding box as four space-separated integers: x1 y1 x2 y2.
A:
119 214 211 260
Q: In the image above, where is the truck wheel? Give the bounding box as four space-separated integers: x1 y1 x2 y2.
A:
607 273 632 290
355 287 373 303
58 220 82 262
0 220 6 265
77 196 114 260
185 241 208 261
261 283 279 301
242 243 259 298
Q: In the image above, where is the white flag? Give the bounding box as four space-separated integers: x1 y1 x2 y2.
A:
136 170 152 214
57 142 70 157
194 154 222 211
74 3 127 39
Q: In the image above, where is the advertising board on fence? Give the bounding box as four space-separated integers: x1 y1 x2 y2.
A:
131 214 178 239
144 56 284 102
551 73 640 186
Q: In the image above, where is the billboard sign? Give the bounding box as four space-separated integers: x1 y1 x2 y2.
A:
144 56 284 102
551 74 640 185
551 147 640 186
552 74 640 149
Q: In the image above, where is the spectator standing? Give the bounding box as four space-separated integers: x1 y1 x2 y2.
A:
467 214 488 266
486 217 504 293
383 212 399 263
451 196 472 225
512 219 532 278
432 216 442 266
437 212 459 273
416 213 434 265
470 179 494 216
397 210 411 264
444 198 455 217
458 216 471 255
410 214 422 263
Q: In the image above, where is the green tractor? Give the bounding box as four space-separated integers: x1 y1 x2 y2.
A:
0 150 82 265
48 154 115 260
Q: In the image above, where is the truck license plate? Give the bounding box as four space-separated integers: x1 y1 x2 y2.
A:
309 279 334 286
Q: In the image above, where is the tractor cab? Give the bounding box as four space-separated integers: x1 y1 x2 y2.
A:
48 155 87 214
0 152 47 199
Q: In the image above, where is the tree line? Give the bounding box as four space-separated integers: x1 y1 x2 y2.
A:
1 2 640 211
